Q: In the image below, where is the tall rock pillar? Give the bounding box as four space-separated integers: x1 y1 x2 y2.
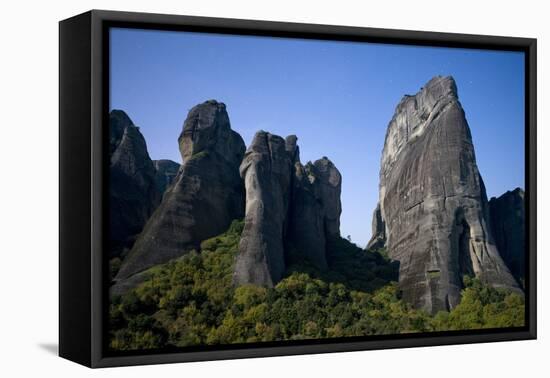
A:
374 76 520 313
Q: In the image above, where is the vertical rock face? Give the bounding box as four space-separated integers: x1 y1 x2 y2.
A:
366 203 386 251
286 136 328 270
233 131 292 287
285 134 300 163
286 161 327 268
374 76 520 313
234 132 343 286
153 159 180 194
110 101 343 289
489 188 526 284
109 110 160 257
116 100 246 281
313 157 342 238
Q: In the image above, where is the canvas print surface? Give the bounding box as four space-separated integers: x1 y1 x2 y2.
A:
107 28 526 353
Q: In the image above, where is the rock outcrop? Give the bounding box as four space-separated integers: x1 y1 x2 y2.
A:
115 100 246 282
109 110 160 258
366 203 386 251
489 188 526 284
233 132 342 286
153 159 180 194
285 137 343 270
372 76 520 313
233 131 292 287
313 157 342 238
109 102 343 290
285 160 328 269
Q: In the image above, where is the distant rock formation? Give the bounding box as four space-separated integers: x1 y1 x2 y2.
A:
109 110 160 258
233 133 342 287
115 100 246 282
371 76 520 313
489 188 526 285
366 204 386 251
153 159 180 194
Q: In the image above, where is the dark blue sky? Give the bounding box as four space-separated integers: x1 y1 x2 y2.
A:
110 28 525 247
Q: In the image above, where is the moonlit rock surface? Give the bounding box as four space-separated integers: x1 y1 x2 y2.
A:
115 100 245 283
109 110 160 258
285 136 342 270
233 131 292 287
489 188 526 284
153 159 180 194
374 76 520 313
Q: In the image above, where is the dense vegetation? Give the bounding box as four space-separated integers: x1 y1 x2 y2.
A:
109 220 525 351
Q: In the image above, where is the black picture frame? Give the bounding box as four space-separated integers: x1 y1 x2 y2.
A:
59 9 537 368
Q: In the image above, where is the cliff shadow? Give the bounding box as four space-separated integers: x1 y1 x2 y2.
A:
285 236 400 294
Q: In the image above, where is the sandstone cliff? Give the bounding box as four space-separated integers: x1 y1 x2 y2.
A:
372 76 520 313
313 157 342 238
366 204 386 251
233 132 342 287
285 159 328 269
233 131 292 286
285 137 342 270
153 159 180 194
109 110 160 258
115 100 246 282
489 188 526 284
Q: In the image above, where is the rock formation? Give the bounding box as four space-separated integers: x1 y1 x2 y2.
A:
372 76 520 313
285 160 328 269
233 131 293 287
153 159 180 194
115 100 246 282
366 204 386 251
313 157 342 238
285 137 342 270
109 101 343 290
489 188 526 284
109 110 160 258
233 132 342 286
